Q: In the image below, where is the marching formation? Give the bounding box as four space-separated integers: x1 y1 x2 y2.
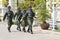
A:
3 5 36 34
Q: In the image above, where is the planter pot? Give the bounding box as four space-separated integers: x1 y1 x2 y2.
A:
41 23 49 30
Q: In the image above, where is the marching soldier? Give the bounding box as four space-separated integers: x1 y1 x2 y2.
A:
21 6 27 32
14 7 22 31
27 5 35 34
3 6 14 32
22 5 35 34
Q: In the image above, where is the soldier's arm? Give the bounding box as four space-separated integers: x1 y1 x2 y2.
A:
32 11 35 17
18 13 22 21
12 11 15 19
21 12 28 20
14 13 17 18
3 12 7 21
33 12 36 18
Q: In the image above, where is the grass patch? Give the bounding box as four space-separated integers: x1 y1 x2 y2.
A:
54 30 60 32
48 30 60 32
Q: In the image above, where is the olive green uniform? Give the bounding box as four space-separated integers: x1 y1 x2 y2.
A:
15 11 22 31
23 9 35 34
3 10 14 32
21 9 27 32
27 9 35 34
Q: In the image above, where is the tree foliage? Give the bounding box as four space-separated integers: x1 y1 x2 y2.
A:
34 0 50 24
2 0 8 7
17 0 34 10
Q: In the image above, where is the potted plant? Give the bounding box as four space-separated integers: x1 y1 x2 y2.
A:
37 9 50 29
34 0 51 29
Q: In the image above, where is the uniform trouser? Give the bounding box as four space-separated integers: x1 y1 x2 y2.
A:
16 20 21 29
8 21 12 31
22 20 26 30
27 18 33 32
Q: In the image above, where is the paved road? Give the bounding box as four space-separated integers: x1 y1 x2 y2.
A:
0 22 60 40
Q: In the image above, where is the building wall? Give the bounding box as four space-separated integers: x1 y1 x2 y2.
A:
0 0 3 17
46 0 60 29
0 0 24 19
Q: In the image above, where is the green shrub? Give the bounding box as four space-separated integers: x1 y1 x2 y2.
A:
0 18 2 22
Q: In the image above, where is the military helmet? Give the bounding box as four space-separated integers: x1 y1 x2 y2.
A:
8 6 11 8
28 5 32 8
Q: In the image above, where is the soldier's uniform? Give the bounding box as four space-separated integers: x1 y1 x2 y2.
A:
15 7 22 31
23 6 35 34
3 6 14 32
21 6 27 32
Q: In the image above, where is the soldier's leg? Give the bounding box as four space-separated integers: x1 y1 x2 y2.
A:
8 23 12 32
30 19 33 34
16 20 21 31
27 19 30 32
18 21 21 31
16 22 19 30
22 20 26 32
16 20 19 30
28 19 33 34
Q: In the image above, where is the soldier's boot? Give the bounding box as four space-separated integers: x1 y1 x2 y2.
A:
23 28 26 32
18 27 21 31
8 27 11 32
31 30 33 34
16 27 21 30
16 27 19 30
16 27 21 31
19 28 21 31
27 28 30 33
17 24 21 31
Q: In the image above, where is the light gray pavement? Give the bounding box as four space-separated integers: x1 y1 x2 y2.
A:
0 22 60 40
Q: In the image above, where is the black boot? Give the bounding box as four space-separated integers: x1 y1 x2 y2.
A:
8 30 11 32
23 28 26 32
8 27 11 32
27 29 30 33
17 27 21 31
31 30 33 34
19 29 21 31
16 27 19 30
